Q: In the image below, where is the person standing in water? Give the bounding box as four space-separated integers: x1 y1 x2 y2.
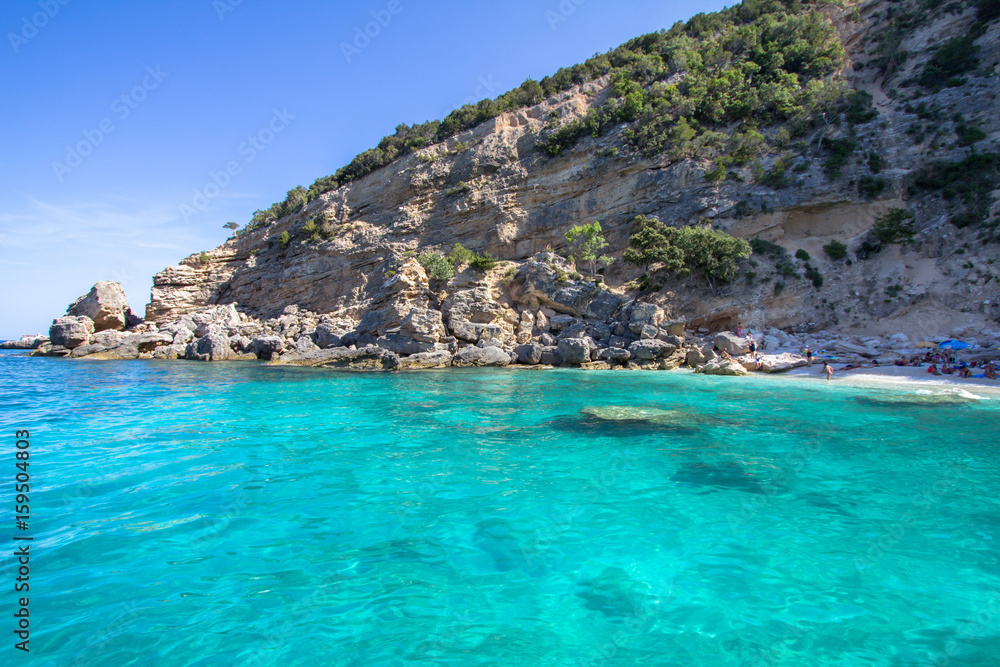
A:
822 361 833 381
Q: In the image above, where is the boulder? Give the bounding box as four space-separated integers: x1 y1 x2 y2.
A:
49 316 95 349
629 302 662 326
557 337 591 365
294 336 320 354
398 350 453 369
314 323 347 349
585 291 622 321
399 307 446 343
539 346 561 366
714 332 750 356
697 359 750 376
597 347 630 364
549 315 576 332
627 339 675 360
480 346 511 366
686 348 707 367
757 353 809 373
70 343 107 358
662 319 686 337
66 281 133 332
248 336 285 360
184 330 234 361
133 332 174 353
452 346 485 367
515 343 544 365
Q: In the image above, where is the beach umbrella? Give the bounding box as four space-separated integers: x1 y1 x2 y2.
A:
938 340 970 350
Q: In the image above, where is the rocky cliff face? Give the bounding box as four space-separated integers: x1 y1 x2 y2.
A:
141 0 1000 349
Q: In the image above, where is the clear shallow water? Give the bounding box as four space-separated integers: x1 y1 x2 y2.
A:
2 352 1000 666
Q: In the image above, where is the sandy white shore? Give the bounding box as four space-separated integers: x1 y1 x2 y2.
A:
782 364 1000 397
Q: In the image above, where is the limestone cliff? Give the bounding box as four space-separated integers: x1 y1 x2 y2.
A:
130 0 995 353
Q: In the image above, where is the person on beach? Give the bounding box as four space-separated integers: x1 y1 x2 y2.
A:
822 361 833 381
748 337 757 355
986 364 998 380
736 323 743 337
804 346 813 365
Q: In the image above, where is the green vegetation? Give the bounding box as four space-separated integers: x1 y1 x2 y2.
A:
911 152 1000 228
858 175 887 199
445 181 472 197
823 240 848 260
447 243 474 268
564 221 612 274
238 0 879 231
803 263 823 289
278 231 291 250
623 214 751 293
871 208 916 245
417 251 454 282
223 222 238 230
919 36 980 89
980 0 1000 23
822 137 856 178
794 248 810 261
469 252 498 272
198 252 210 264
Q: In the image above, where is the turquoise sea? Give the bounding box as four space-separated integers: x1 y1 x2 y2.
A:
2 352 1000 666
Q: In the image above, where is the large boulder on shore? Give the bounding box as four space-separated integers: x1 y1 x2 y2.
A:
697 359 750 376
398 350 453 369
627 339 675 360
66 281 135 332
714 332 750 356
557 338 591 365
452 345 510 367
757 353 809 373
184 330 234 361
515 343 544 365
49 316 95 348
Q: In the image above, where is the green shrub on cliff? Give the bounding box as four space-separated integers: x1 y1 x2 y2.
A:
623 214 751 293
278 231 291 250
919 36 980 89
469 252 498 272
447 243 474 268
823 240 848 260
417 251 454 282
565 221 612 275
871 209 916 245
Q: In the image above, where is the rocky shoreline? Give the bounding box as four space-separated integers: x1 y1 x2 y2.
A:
8 259 997 377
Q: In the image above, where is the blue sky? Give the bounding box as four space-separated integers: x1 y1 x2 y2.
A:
0 0 729 339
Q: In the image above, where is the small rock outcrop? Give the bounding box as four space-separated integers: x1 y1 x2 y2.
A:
49 316 95 348
66 281 136 332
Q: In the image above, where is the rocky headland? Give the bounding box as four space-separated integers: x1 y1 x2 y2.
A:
7 0 1000 376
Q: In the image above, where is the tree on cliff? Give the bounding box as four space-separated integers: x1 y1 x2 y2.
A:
565 221 613 276
623 215 751 294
